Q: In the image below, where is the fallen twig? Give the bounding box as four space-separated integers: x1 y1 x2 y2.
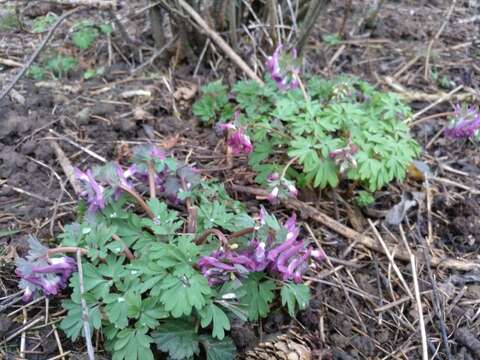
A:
424 0 457 80
50 140 81 195
230 184 480 271
172 0 263 84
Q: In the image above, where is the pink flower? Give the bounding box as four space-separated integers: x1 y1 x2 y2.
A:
74 168 105 212
226 127 253 155
197 211 325 285
444 104 480 139
266 44 301 91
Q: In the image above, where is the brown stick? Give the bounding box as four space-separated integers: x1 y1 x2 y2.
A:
48 0 117 9
230 184 480 272
194 228 229 245
47 247 88 256
173 0 263 84
120 186 155 219
112 234 135 260
50 140 81 195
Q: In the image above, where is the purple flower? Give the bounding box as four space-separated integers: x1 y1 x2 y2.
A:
74 168 105 212
329 143 359 173
226 127 253 155
267 186 279 203
15 238 77 302
32 256 77 285
266 173 298 203
444 104 480 139
198 212 325 285
198 247 258 285
266 44 301 91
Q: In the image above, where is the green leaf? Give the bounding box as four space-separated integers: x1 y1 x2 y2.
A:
60 300 102 341
159 273 211 317
142 199 183 235
200 335 236 360
240 273 276 321
280 283 310 316
72 26 99 49
45 54 77 77
32 14 57 33
99 23 113 34
104 293 129 329
112 327 154 360
151 319 200 360
199 303 231 340
84 67 104 80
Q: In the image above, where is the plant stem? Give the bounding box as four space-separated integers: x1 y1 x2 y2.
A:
47 247 88 256
194 228 229 245
147 162 156 199
281 156 298 179
120 186 155 219
76 250 95 360
112 234 135 260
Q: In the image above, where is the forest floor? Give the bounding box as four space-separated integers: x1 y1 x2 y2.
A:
0 0 480 359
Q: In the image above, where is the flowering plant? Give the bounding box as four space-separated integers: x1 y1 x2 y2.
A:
15 236 77 302
28 144 325 360
444 104 480 139
194 53 420 195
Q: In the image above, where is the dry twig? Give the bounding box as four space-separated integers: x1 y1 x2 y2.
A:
172 0 263 84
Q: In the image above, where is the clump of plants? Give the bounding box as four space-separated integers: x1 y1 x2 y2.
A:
194 45 421 198
15 144 324 360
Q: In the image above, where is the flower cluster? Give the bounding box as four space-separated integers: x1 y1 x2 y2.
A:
15 237 76 302
444 104 480 139
216 116 253 155
74 145 200 211
198 210 325 285
266 172 298 203
266 44 301 90
329 142 358 174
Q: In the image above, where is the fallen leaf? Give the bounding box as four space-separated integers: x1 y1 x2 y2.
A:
174 83 198 101
161 135 180 149
385 192 422 225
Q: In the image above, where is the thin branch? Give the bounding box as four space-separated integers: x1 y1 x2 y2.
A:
194 228 229 245
112 234 135 261
120 186 155 219
296 0 331 55
76 250 95 360
47 247 88 256
173 0 263 84
424 0 457 80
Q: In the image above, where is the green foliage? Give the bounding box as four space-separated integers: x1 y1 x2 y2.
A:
27 65 46 80
240 273 276 321
354 191 375 207
192 80 234 124
31 14 57 32
45 54 78 77
323 33 342 45
0 11 21 30
72 20 99 49
59 175 307 359
84 67 104 80
194 76 420 192
152 319 200 359
280 283 310 316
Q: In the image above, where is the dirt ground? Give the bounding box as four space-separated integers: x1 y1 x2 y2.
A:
1 0 480 359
